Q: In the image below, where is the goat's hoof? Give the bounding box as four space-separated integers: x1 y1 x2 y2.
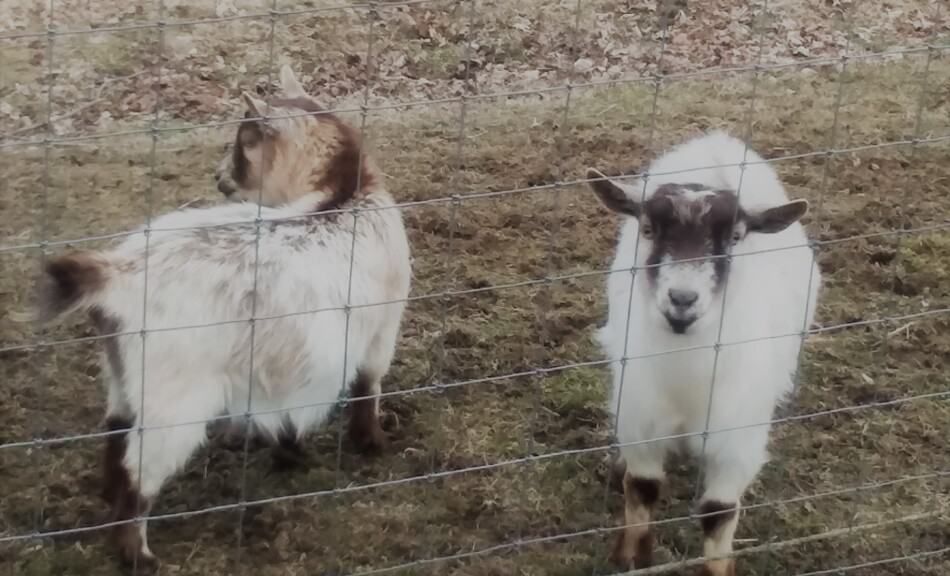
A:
380 409 401 432
609 533 633 569
125 553 159 574
693 561 737 576
354 429 388 455
611 530 654 570
349 419 388 455
634 556 655 569
115 526 158 573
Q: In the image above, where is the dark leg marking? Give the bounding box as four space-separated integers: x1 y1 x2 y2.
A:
694 563 737 576
101 416 155 569
612 475 662 569
698 500 737 536
695 500 739 576
348 369 386 453
101 416 132 504
271 420 309 470
630 477 661 507
633 532 655 569
631 477 660 567
90 307 124 380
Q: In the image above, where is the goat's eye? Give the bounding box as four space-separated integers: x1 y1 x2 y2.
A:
641 224 653 238
731 230 742 243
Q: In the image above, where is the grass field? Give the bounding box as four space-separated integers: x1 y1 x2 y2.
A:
2 1 949 575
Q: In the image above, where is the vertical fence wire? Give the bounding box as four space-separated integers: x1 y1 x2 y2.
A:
34 0 56 543
925 0 949 537
599 2 675 573
792 1 858 549
234 0 281 567
332 0 380 487
429 0 477 478
689 0 775 572
539 0 585 401
688 12 764 576
893 7 940 548
515 0 589 560
130 0 165 573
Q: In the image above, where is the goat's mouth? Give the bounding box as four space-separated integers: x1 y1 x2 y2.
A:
663 313 696 334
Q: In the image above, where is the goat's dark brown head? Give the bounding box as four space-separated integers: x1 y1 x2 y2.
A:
214 65 373 208
588 168 808 334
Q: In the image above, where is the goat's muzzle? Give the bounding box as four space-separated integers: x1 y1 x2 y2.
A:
663 312 696 334
216 178 236 197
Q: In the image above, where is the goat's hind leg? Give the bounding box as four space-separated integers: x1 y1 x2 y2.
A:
102 372 134 506
97 352 161 570
108 379 224 567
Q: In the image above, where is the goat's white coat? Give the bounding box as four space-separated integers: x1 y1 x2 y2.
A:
69 191 410 502
598 131 821 503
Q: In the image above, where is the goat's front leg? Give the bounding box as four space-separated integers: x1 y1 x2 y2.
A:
694 427 768 576
612 404 675 569
696 499 739 576
613 469 664 569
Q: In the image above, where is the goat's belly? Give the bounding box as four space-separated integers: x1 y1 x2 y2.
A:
224 371 339 440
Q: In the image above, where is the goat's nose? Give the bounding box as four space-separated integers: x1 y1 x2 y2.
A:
217 179 235 196
669 288 699 309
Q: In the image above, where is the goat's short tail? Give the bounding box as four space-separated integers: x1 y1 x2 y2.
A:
37 253 110 323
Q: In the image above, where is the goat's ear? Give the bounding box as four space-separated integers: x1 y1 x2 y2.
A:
242 91 269 119
746 199 809 234
587 168 640 217
279 64 307 98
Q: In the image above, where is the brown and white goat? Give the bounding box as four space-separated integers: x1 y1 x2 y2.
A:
36 66 411 567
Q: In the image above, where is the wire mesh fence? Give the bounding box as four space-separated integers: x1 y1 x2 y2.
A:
1 1 948 575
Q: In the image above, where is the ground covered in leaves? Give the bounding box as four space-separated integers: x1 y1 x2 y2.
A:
2 1 949 575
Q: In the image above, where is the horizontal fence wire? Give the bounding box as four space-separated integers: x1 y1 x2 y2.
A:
2 347 949 451
3 134 950 255
1 1 947 574
2 42 949 150
3 122 950 252
3 232 948 355
793 545 950 576
612 512 947 576
0 0 440 41
1 457 944 546
2 396 947 544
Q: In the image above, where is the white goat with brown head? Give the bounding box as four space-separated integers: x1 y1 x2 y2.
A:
589 131 821 575
36 66 411 568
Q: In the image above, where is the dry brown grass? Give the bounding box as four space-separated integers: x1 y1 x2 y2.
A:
1 3 949 575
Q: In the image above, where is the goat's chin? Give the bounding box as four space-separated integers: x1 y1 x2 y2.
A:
663 313 696 334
